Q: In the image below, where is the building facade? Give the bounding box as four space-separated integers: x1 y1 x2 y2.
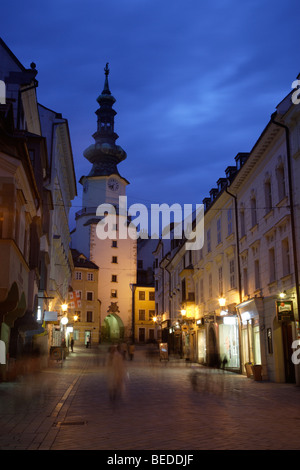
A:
69 249 100 347
133 285 156 343
155 75 300 383
0 39 76 379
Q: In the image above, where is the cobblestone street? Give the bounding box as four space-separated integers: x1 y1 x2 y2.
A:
0 345 300 452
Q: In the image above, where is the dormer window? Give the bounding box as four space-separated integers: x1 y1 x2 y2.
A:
217 178 227 192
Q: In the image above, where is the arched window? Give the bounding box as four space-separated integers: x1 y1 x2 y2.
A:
251 194 257 227
264 176 272 213
276 160 286 202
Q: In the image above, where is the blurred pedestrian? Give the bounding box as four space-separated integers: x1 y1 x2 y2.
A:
106 345 126 402
121 342 127 360
128 343 135 361
221 355 228 370
70 338 74 352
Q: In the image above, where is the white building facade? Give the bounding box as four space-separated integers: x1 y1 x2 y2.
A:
155 76 300 383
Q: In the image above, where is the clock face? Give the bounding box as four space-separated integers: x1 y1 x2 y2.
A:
108 178 119 191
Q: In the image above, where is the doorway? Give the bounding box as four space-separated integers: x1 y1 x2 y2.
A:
208 327 218 367
102 314 124 342
139 328 145 343
85 331 91 346
282 322 296 383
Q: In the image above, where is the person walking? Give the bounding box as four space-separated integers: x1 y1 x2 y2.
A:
106 345 126 403
70 338 74 352
121 342 127 360
128 343 135 361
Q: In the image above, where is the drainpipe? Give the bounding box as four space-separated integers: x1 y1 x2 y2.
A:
131 284 136 344
270 115 300 324
225 187 242 304
225 186 243 373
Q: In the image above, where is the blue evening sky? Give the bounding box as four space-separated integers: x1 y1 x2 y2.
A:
1 0 299 228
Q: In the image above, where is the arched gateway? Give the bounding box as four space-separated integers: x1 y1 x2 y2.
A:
102 313 125 342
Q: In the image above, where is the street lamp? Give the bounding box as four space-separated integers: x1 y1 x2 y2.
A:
218 297 228 316
61 303 69 349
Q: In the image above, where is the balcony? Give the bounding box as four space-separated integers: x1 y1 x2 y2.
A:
75 206 98 220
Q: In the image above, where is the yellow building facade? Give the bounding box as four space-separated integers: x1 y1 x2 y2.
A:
134 285 156 343
69 249 101 347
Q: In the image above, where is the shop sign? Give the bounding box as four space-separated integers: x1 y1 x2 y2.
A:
204 315 215 323
0 340 6 365
44 311 58 323
276 301 294 322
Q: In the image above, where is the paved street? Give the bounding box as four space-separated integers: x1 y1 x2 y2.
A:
0 344 300 451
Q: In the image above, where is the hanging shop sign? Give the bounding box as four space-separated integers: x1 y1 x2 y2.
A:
276 300 294 322
44 311 58 323
204 314 215 324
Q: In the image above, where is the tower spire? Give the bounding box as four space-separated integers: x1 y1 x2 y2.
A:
82 63 127 177
102 62 111 95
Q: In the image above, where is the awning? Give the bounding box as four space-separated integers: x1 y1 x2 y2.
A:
0 282 20 322
15 310 44 334
5 291 27 328
236 297 263 322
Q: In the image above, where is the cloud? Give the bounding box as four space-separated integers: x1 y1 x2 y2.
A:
1 0 299 221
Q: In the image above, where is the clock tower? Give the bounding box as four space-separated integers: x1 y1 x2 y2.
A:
72 64 137 342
